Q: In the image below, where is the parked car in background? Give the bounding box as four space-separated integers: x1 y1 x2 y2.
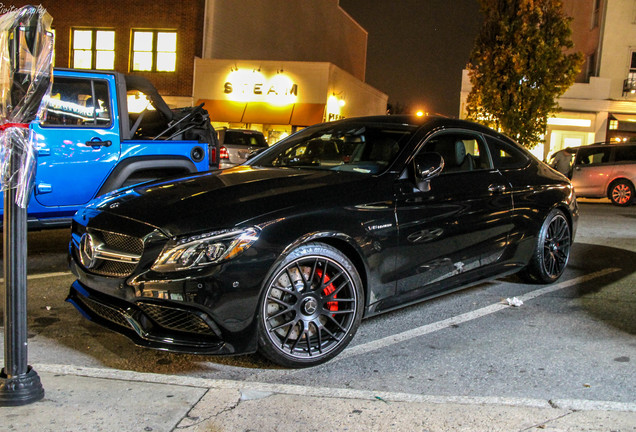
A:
217 128 268 168
0 69 219 229
549 142 636 206
67 115 578 367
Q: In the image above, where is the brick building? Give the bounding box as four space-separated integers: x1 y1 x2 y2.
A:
12 0 205 99
12 0 387 142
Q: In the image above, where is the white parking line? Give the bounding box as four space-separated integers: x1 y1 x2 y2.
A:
337 268 621 361
0 271 73 283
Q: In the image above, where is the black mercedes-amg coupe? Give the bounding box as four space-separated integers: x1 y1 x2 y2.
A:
67 115 578 367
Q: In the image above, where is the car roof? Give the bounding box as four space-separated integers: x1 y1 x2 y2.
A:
577 141 636 148
328 115 501 134
224 128 264 134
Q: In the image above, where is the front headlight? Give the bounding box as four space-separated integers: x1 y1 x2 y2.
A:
152 227 260 272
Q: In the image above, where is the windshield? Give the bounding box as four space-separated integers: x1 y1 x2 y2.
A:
250 123 416 174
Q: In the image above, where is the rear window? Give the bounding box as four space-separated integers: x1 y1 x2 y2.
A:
484 135 529 169
224 131 267 147
614 145 636 162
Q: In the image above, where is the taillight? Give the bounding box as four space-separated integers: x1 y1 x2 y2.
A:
210 147 217 165
220 146 229 160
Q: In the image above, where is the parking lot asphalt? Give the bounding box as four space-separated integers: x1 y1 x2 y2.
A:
1 200 635 431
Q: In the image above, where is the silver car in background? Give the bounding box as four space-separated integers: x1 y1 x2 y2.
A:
218 128 268 169
550 142 636 206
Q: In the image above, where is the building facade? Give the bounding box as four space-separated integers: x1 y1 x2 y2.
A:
197 0 387 142
460 0 636 159
553 0 636 154
13 0 386 143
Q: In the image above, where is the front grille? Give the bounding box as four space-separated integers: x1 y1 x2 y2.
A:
102 231 144 255
73 228 144 278
137 302 217 336
70 286 219 339
79 294 133 330
94 261 138 278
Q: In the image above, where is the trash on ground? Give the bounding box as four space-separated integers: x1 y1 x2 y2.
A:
502 297 523 307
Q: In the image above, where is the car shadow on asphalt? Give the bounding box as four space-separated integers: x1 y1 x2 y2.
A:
566 242 636 335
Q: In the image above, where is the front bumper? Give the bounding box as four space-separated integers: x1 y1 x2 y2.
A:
67 222 270 356
67 280 236 354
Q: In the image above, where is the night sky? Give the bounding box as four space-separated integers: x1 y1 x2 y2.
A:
339 0 482 117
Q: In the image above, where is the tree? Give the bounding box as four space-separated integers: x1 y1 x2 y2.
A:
465 0 583 149
387 101 408 115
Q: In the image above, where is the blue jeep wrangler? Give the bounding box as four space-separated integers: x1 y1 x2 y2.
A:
1 69 219 229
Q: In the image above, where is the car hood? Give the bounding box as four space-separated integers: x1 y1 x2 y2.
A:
84 166 378 236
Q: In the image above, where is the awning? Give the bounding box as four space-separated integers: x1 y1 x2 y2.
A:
611 113 636 123
610 113 636 132
198 99 325 126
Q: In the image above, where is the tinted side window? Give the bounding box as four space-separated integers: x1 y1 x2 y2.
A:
614 145 636 162
484 135 529 169
575 147 611 165
43 78 112 127
421 132 489 174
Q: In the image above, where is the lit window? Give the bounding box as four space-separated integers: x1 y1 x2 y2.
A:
131 30 176 72
156 32 176 72
609 119 618 130
95 31 115 70
72 29 115 70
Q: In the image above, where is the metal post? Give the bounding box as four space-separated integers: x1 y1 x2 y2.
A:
0 5 51 405
0 131 44 406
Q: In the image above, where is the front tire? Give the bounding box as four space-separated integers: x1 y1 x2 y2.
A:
520 209 571 284
608 180 634 206
257 243 363 368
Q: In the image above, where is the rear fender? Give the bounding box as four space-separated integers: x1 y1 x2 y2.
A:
97 156 196 196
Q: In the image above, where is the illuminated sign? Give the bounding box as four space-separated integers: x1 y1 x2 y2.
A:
224 69 298 105
547 117 592 127
325 94 345 122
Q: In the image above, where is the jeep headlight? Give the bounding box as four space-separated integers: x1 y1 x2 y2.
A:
152 227 260 272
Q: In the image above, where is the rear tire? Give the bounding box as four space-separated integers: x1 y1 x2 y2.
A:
520 209 571 284
608 180 634 206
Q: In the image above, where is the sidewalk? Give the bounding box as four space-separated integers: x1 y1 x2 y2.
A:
2 364 635 432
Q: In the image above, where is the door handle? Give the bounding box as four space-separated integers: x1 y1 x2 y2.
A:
85 138 112 147
488 184 507 193
36 183 52 194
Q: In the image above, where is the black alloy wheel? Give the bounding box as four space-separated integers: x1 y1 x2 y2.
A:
521 209 571 284
609 180 634 206
257 243 363 367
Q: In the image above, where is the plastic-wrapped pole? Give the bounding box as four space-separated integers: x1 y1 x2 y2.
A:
0 5 53 406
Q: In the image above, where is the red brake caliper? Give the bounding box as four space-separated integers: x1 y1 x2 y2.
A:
317 269 338 313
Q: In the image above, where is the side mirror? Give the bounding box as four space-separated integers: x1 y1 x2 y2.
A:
413 152 444 192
